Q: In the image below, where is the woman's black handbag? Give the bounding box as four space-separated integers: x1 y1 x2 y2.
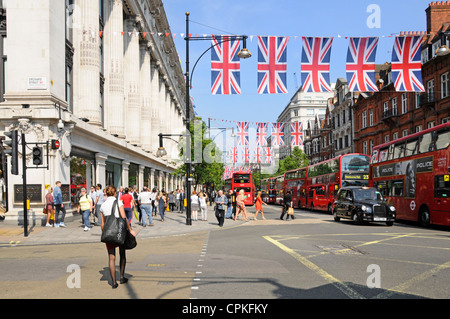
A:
123 229 137 250
101 200 127 246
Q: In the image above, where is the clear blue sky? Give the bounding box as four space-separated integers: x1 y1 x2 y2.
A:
163 0 432 130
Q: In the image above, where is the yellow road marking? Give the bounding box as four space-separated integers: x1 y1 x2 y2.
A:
263 235 365 299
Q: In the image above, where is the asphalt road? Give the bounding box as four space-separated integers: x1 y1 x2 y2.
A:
0 205 449 301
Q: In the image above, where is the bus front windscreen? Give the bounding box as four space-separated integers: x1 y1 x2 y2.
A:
234 174 251 183
341 155 370 186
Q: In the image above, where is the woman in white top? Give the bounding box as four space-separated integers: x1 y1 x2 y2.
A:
100 186 136 289
191 190 199 221
198 192 208 221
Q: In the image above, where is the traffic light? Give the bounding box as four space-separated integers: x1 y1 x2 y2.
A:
4 130 18 175
51 139 60 150
32 146 43 166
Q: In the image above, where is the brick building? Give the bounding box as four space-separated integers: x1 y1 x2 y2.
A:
353 1 450 156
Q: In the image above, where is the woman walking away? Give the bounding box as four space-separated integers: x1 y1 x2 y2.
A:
254 191 267 220
234 189 248 221
101 186 136 289
120 187 134 224
157 192 166 222
77 188 93 231
191 191 199 221
280 190 295 221
199 192 208 221
45 187 54 227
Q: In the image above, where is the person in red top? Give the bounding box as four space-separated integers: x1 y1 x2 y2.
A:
120 187 135 223
254 191 267 220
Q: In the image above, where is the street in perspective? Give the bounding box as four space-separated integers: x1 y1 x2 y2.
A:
0 0 449 305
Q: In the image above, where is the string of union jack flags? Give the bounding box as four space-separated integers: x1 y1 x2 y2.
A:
210 35 425 95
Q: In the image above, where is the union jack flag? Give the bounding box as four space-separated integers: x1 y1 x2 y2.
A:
290 122 304 147
391 36 425 92
254 147 262 164
257 36 288 94
211 36 241 95
265 147 273 164
301 37 333 93
243 147 250 163
271 123 285 146
346 37 379 92
236 122 249 146
229 147 238 164
256 122 268 147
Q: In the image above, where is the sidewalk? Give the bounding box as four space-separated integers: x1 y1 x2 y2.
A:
0 208 246 246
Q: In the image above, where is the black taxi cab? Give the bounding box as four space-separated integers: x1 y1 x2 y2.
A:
333 186 396 226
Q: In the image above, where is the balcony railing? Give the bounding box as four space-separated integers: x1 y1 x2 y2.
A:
419 93 437 107
382 108 398 120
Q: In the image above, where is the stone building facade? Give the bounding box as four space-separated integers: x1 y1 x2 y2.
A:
0 0 192 221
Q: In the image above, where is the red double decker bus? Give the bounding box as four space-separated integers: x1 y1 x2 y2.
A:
370 122 450 227
283 167 308 209
224 172 255 206
307 154 370 213
261 177 277 204
274 175 285 205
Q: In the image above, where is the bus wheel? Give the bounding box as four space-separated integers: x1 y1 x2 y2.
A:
419 207 431 227
333 210 340 222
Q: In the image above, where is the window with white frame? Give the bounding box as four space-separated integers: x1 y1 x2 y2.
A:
362 111 367 128
393 132 398 141
369 109 373 126
442 117 450 124
428 121 435 129
363 141 368 155
415 125 423 133
401 93 408 114
441 72 449 99
402 129 408 137
415 92 421 109
427 79 435 101
384 135 389 143
392 98 398 115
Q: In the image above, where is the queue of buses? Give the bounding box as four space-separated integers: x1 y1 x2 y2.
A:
226 122 450 228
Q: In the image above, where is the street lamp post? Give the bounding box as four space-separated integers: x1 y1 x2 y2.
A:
184 12 251 226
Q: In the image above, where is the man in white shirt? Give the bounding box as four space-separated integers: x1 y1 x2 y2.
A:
138 187 153 226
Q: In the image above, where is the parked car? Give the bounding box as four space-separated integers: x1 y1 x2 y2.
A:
333 186 396 226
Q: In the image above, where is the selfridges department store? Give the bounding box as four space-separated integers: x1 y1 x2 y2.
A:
0 0 191 222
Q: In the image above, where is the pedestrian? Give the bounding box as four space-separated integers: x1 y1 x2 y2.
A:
77 187 92 231
254 191 267 220
157 192 166 222
138 187 154 227
191 190 199 221
199 192 208 221
150 188 158 216
120 187 134 224
53 181 67 227
94 184 105 226
132 187 141 225
214 190 227 227
44 187 54 227
168 191 176 211
179 189 185 213
280 190 295 221
89 186 98 224
234 189 248 221
100 185 136 289
225 189 233 219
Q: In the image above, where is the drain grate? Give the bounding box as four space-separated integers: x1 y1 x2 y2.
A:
316 244 364 255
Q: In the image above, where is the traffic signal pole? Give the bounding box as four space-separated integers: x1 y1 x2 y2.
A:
21 132 28 237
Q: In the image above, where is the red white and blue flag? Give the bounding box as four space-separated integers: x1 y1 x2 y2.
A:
229 147 238 164
265 147 273 164
211 36 241 95
346 37 379 92
391 36 425 92
290 122 304 147
254 147 262 164
256 122 268 147
301 37 333 93
271 123 285 146
257 36 288 94
243 147 250 163
236 121 249 146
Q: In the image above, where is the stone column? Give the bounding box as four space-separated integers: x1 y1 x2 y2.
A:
150 60 161 154
122 161 130 188
139 42 152 152
95 153 108 188
124 16 141 146
73 0 101 126
150 168 155 190
104 0 125 138
138 165 145 191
